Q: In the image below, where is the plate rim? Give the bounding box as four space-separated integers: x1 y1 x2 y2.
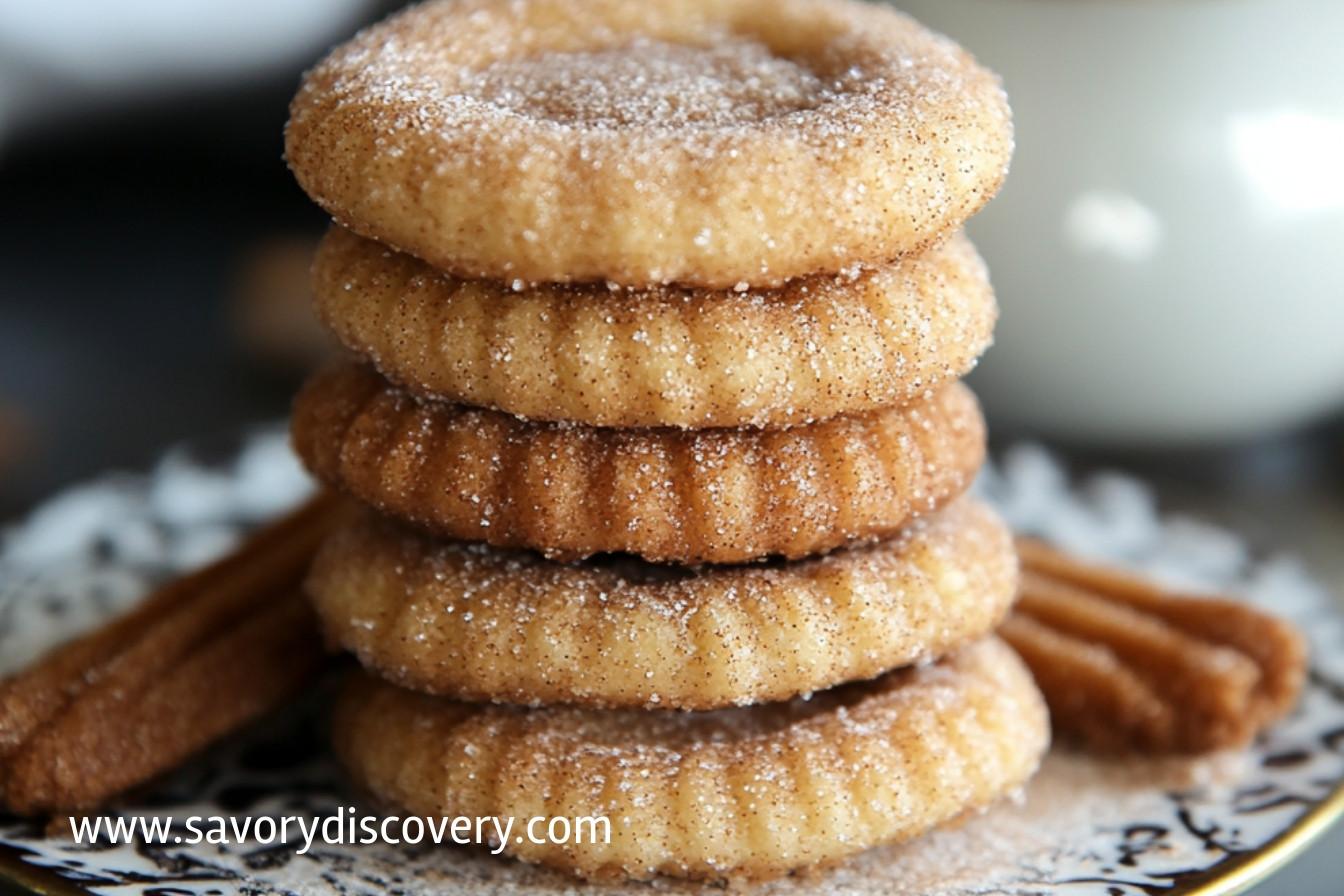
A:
2 772 1343 896
1173 772 1344 896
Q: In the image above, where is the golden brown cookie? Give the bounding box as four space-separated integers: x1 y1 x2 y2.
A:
286 0 1012 289
333 636 1047 881
306 496 1017 710
310 226 996 427
291 362 985 564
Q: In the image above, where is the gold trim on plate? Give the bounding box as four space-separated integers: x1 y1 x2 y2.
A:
2 781 1343 896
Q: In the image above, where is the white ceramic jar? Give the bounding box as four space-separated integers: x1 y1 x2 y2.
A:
895 0 1344 445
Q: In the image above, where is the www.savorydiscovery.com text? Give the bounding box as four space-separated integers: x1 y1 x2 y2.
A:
70 807 611 855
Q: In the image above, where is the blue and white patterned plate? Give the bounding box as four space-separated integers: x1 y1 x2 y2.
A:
2 435 1342 896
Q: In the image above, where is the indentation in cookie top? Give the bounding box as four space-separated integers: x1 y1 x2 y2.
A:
287 0 1014 287
469 38 828 129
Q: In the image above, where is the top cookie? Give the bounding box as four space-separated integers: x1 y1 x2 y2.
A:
286 0 1012 288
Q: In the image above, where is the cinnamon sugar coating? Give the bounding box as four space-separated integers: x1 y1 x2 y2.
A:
291 363 984 564
306 497 1018 710
285 0 1012 288
332 636 1048 880
310 226 996 427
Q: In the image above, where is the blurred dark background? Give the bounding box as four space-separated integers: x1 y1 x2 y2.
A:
0 2 401 518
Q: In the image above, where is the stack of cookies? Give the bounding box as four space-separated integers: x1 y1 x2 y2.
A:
285 0 1048 881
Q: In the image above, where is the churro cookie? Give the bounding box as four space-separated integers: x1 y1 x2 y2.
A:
1001 538 1307 754
306 496 1016 710
286 0 1011 288
310 226 996 427
333 636 1047 881
292 363 985 564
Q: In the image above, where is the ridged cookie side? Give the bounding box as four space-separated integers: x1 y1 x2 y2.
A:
307 496 1017 709
291 362 985 564
309 226 996 428
332 636 1048 880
